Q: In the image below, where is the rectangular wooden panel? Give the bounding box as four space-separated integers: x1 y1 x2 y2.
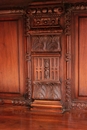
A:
0 20 19 93
73 14 87 99
78 17 87 96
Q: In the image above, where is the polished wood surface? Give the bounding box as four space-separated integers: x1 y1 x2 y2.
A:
1 0 87 112
0 106 87 130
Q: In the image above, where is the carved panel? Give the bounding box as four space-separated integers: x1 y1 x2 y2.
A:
32 35 61 52
71 102 87 109
33 57 60 81
32 81 61 100
27 5 64 29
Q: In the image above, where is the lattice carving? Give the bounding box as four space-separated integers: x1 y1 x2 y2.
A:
33 81 61 100
34 57 60 81
32 35 61 52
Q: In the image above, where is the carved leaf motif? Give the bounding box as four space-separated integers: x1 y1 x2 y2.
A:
32 35 61 52
46 36 61 51
33 82 61 100
32 36 44 50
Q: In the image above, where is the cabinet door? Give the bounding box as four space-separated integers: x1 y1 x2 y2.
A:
71 13 87 106
0 15 25 104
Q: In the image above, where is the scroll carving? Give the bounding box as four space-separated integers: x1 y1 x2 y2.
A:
32 35 61 52
33 82 61 100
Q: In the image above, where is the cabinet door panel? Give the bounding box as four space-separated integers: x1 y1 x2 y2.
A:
0 15 25 102
72 14 87 100
79 17 87 96
0 21 19 93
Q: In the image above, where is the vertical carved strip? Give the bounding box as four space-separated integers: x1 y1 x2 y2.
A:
57 57 59 81
44 59 50 79
65 35 71 109
64 5 72 109
26 35 32 100
25 13 32 101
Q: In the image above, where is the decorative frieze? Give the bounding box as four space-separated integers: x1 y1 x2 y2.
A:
27 5 64 30
71 102 87 109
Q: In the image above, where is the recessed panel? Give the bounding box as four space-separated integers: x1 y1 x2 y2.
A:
0 20 19 93
79 17 87 96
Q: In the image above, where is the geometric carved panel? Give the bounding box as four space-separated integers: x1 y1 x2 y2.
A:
32 35 61 52
32 56 61 100
33 57 60 81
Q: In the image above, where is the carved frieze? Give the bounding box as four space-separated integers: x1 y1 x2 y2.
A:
27 5 64 29
71 102 87 109
32 35 61 52
33 81 61 100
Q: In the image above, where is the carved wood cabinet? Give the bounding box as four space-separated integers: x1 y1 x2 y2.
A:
0 1 87 112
